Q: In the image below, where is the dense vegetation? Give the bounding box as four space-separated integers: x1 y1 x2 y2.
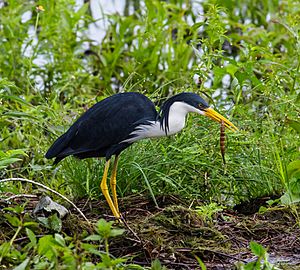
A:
0 0 299 269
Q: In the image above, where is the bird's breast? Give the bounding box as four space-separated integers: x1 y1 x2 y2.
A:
122 117 186 144
120 102 195 143
123 121 165 143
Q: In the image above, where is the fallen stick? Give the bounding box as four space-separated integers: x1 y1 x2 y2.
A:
0 177 90 224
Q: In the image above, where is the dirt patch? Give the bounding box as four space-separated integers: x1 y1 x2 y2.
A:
76 194 300 269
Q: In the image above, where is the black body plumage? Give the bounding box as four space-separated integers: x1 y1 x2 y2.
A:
45 92 213 164
45 92 158 164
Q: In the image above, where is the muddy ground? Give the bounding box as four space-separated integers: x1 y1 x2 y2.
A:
1 194 300 269
77 194 300 269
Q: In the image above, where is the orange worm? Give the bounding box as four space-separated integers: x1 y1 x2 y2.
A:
220 120 226 164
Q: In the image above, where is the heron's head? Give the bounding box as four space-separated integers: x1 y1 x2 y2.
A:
161 92 238 132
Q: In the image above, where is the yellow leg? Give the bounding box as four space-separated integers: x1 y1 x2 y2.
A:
100 160 120 218
110 155 119 214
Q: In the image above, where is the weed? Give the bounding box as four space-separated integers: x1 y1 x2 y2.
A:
0 209 144 269
195 202 224 224
236 242 279 270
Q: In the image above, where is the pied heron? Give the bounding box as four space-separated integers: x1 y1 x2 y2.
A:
46 92 238 218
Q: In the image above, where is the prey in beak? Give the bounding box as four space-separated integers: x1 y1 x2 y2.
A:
204 108 238 132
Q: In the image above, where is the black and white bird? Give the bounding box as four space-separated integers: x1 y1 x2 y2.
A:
46 92 238 218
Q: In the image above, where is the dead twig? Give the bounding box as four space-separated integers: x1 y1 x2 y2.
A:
5 194 38 201
0 178 90 225
120 216 142 244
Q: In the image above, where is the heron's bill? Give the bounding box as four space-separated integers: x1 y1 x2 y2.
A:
204 108 238 132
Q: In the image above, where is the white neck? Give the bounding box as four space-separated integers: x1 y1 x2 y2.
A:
122 102 203 143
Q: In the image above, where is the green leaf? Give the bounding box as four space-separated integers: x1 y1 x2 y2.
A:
0 94 32 107
286 119 300 134
48 214 62 232
26 228 37 246
124 264 145 270
23 221 38 227
250 241 266 257
84 234 102 241
4 214 21 227
110 228 125 237
61 251 77 269
191 21 205 31
195 255 207 270
81 262 96 268
0 149 27 157
0 158 22 169
151 259 167 270
37 214 62 232
0 149 27 169
36 217 49 228
287 160 300 179
280 178 300 205
0 242 11 259
98 254 127 267
266 199 279 206
54 234 66 247
75 2 89 18
235 70 249 84
242 261 260 270
3 205 25 214
13 258 30 270
2 111 39 120
258 206 267 214
213 66 226 86
96 219 113 238
225 64 238 77
81 243 102 256
38 235 55 260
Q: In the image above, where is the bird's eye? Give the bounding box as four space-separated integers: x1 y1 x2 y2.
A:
198 104 206 110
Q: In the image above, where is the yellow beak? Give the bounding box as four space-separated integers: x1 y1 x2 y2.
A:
204 108 238 132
